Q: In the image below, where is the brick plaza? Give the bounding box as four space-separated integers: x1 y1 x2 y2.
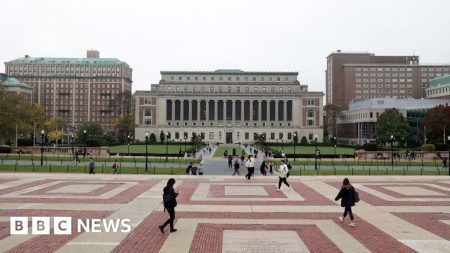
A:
0 173 449 252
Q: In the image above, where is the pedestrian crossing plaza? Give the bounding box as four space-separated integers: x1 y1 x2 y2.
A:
0 173 449 252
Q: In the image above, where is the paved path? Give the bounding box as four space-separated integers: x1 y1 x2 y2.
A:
0 173 449 252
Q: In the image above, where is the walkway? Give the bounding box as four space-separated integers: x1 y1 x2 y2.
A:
0 173 449 252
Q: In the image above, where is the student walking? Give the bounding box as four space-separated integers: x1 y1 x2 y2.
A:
260 160 268 176
335 178 357 227
269 160 274 175
233 158 240 175
245 155 255 180
159 178 179 234
88 158 95 174
112 159 119 174
228 155 233 168
275 160 290 191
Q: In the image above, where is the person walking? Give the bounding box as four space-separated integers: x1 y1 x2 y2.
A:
186 162 193 174
159 178 179 234
335 178 357 227
228 155 233 168
245 155 255 180
269 160 274 175
88 158 95 174
260 160 268 176
112 159 119 174
275 160 290 191
233 158 240 175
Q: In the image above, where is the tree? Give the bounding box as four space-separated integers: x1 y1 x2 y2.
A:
375 108 410 145
160 130 165 143
109 91 133 115
421 105 450 144
76 122 104 146
112 113 135 143
0 84 35 145
44 117 66 143
300 136 308 145
323 104 343 139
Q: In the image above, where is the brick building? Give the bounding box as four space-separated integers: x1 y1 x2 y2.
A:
135 70 324 143
4 50 132 132
326 51 450 109
0 73 33 102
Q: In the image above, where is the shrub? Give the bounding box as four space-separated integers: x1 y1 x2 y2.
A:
421 144 436 152
435 143 449 151
0 145 12 153
300 136 308 145
362 143 378 151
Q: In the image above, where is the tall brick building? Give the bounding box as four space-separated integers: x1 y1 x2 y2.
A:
325 51 450 109
4 50 132 132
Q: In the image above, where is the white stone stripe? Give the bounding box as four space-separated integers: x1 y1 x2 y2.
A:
66 242 119 246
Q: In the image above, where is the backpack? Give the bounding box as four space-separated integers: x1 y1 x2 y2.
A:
287 163 292 170
112 163 116 169
354 190 360 203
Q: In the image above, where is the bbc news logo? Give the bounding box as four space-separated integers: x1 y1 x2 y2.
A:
10 217 132 235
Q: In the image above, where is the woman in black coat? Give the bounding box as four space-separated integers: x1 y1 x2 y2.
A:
335 178 356 226
159 178 179 233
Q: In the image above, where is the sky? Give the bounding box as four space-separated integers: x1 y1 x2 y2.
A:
1 0 450 93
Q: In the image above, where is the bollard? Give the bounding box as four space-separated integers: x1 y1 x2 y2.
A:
351 167 354 175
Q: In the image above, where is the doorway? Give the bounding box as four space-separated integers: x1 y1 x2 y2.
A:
226 132 233 144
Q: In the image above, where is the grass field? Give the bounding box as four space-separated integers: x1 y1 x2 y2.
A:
270 146 355 155
108 144 190 154
0 155 197 164
0 165 186 174
213 146 246 157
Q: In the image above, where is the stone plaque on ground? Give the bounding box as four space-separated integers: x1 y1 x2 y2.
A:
222 230 310 253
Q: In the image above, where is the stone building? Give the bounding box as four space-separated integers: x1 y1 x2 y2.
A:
135 70 323 143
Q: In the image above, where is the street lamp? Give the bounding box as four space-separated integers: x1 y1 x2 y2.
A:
40 130 45 166
145 132 149 172
71 134 74 160
293 133 297 162
314 134 318 170
390 135 395 170
83 129 87 158
447 135 450 176
333 136 337 155
165 132 169 162
127 135 131 155
184 135 187 156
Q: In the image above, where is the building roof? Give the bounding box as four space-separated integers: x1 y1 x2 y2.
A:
343 63 450 67
0 76 32 90
426 75 450 91
160 70 298 75
6 56 129 67
348 98 450 111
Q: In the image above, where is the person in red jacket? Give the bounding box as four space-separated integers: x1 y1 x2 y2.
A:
335 178 357 227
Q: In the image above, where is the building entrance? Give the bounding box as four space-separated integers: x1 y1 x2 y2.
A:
226 132 233 144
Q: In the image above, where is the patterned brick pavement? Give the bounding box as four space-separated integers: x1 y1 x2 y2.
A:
0 173 449 252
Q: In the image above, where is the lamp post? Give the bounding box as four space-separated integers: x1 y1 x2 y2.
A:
293 133 297 162
165 132 169 162
333 136 337 155
127 135 131 155
314 134 318 171
390 135 394 170
40 130 45 166
184 135 187 156
145 132 149 172
83 129 87 158
71 134 74 159
447 136 450 176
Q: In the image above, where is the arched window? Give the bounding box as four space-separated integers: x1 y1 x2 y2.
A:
144 109 151 125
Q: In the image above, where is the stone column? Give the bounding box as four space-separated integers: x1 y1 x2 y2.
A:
214 100 218 124
188 100 192 121
250 100 253 123
266 100 270 122
206 100 209 122
180 99 184 122
258 100 262 123
275 100 279 122
283 100 287 123
232 100 235 123
241 100 244 122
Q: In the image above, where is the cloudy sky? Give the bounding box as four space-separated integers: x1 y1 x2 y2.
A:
1 0 450 93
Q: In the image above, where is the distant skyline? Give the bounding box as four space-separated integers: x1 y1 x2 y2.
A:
1 0 450 93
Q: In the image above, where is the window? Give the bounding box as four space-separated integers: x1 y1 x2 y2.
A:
245 132 249 140
307 98 315 106
144 109 151 125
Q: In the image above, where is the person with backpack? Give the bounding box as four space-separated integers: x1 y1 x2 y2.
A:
112 159 119 174
186 162 193 174
335 178 358 227
233 157 240 175
275 159 290 191
88 158 95 174
159 178 179 234
260 160 268 176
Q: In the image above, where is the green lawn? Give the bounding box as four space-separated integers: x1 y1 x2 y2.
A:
109 144 190 154
213 146 246 157
288 169 444 176
0 155 197 164
270 146 355 155
0 165 186 174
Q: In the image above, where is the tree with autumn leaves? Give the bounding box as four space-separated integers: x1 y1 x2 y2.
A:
421 104 450 145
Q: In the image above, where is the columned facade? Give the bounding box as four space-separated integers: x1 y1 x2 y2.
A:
135 70 324 143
